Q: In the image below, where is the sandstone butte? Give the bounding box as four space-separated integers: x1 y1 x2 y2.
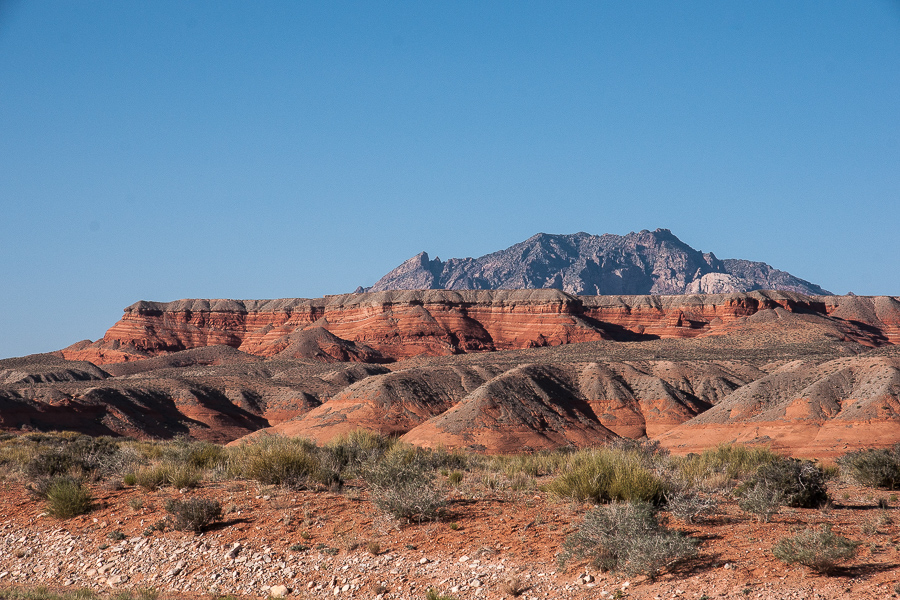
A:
58 289 900 365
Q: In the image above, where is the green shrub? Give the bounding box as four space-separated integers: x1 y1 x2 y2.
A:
546 448 668 505
22 434 122 481
164 498 222 531
44 476 93 519
820 462 840 480
0 587 99 600
426 446 468 471
362 446 446 522
163 438 226 470
607 438 670 460
838 446 900 489
424 589 458 600
487 447 575 479
773 524 859 574
447 471 464 486
559 501 698 578
739 459 828 509
25 448 76 479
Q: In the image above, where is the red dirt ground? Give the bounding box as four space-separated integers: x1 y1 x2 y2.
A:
1 476 899 599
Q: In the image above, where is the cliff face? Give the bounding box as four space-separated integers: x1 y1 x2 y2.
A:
367 230 832 296
60 290 900 365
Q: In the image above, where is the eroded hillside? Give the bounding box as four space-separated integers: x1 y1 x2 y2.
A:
2 291 899 455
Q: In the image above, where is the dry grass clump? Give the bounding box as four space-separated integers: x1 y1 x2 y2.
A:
130 461 201 490
165 462 203 488
132 463 171 490
546 447 668 505
226 434 339 490
500 575 528 597
324 429 396 476
671 443 782 490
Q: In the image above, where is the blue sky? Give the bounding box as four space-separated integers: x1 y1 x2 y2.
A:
1 1 898 359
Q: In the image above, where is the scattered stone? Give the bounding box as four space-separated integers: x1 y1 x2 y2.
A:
226 543 241 559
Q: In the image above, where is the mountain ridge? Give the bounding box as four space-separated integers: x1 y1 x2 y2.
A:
366 229 831 296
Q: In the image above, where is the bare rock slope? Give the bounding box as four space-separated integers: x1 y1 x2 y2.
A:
367 229 831 296
658 347 900 457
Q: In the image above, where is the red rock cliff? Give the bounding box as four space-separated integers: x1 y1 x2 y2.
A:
60 290 899 365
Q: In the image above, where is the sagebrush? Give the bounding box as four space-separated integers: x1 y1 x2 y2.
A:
773 524 859 574
559 501 697 577
362 446 446 522
165 498 223 531
737 458 828 521
839 446 900 490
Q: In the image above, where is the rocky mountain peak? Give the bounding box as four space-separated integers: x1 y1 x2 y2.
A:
366 230 831 296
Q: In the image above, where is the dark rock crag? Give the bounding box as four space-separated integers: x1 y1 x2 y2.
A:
367 230 831 296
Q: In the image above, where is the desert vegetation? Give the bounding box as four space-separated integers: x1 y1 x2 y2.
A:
1 431 899 599
771 524 860 574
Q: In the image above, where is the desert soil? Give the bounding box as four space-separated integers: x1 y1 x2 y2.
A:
0 477 899 600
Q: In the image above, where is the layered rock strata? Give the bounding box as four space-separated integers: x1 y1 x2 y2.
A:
248 359 757 453
60 291 900 365
657 351 900 457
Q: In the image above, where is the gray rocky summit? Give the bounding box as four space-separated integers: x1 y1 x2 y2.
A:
367 229 831 296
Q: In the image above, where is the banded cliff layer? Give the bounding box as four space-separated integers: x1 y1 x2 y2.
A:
61 290 900 365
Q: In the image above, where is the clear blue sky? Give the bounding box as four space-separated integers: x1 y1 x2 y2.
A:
1 1 898 359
